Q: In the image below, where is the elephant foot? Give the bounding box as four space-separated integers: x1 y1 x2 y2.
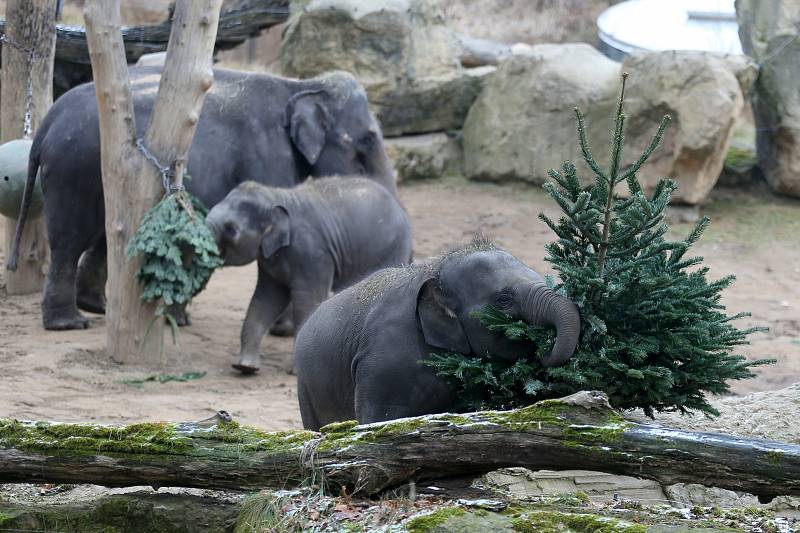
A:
233 353 261 374
76 293 106 315
166 305 191 327
43 312 90 331
269 319 295 337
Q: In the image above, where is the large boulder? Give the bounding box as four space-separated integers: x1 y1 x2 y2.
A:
736 0 800 198
463 46 753 205
281 0 487 136
620 51 753 204
462 44 620 186
385 132 463 182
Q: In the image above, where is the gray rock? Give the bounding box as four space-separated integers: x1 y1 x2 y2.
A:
736 0 800 198
463 46 751 205
619 51 750 205
664 483 759 508
282 0 485 135
462 44 621 187
385 132 463 182
376 66 495 136
479 467 667 504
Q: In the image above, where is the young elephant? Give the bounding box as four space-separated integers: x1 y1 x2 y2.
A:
294 238 581 430
206 177 412 374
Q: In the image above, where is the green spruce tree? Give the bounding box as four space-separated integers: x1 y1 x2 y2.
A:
425 74 773 417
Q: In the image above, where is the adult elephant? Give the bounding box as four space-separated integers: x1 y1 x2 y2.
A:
294 238 581 430
8 66 396 331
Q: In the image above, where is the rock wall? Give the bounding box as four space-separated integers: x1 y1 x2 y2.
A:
281 0 489 137
444 0 623 46
462 46 755 205
736 0 800 198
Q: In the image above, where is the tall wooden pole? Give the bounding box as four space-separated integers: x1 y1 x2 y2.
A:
84 0 222 364
1 0 57 295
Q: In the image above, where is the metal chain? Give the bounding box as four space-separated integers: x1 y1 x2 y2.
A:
135 138 185 194
0 33 36 140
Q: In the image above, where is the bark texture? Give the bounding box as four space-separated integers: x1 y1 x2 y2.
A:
84 0 222 364
0 392 797 499
1 0 57 295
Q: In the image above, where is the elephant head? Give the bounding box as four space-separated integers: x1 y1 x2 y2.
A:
206 182 289 267
416 241 580 367
286 72 396 194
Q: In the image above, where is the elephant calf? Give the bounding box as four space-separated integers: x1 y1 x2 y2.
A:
207 177 412 373
294 238 581 430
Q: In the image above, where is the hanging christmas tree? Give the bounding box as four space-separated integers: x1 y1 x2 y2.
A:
425 74 773 417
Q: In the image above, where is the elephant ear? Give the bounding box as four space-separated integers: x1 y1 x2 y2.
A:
286 90 330 166
416 278 471 354
260 206 291 259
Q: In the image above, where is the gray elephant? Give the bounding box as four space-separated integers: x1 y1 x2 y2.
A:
8 66 396 331
294 238 581 429
207 177 412 374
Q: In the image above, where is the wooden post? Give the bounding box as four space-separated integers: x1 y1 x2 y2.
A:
1 0 57 295
84 0 222 364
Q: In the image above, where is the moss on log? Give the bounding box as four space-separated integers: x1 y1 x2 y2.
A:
1 392 798 498
0 488 241 533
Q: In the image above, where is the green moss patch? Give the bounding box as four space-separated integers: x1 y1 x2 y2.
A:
0 419 191 455
405 506 466 533
511 510 648 533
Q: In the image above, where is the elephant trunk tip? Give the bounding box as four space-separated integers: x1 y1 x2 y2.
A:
521 284 581 368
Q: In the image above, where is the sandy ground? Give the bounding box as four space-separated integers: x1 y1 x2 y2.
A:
1 178 799 436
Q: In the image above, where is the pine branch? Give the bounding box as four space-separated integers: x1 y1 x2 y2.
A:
620 115 672 184
574 108 608 183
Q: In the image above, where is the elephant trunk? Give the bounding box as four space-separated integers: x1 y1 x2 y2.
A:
518 284 581 367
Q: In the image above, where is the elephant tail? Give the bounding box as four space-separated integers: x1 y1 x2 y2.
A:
6 134 42 272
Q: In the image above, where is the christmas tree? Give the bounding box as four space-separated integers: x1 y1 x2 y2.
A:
425 74 773 417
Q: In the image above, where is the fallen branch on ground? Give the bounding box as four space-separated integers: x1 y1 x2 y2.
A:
0 392 797 498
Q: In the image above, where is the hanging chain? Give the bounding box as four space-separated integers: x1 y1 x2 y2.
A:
0 33 36 140
135 138 186 194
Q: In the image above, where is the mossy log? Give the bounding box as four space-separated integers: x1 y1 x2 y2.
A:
1 392 798 498
0 488 241 533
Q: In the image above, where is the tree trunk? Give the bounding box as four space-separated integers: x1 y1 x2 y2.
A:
84 0 222 364
1 0 57 295
1 392 798 499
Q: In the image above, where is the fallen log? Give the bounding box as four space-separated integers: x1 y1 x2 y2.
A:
1 392 798 498
0 0 290 96
1 0 289 66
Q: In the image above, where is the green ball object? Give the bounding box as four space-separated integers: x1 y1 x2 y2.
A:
0 139 43 220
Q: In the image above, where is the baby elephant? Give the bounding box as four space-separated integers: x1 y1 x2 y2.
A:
206 177 412 373
294 238 580 430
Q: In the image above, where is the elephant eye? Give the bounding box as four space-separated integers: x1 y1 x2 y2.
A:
495 289 514 310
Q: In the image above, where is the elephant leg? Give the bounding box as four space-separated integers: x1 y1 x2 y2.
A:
298 381 324 431
268 304 294 337
233 268 290 374
285 272 334 375
43 243 90 330
76 236 107 315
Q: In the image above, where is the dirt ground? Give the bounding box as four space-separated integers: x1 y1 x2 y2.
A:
1 178 799 435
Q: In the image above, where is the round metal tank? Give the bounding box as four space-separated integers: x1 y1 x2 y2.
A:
597 0 742 61
0 139 43 220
